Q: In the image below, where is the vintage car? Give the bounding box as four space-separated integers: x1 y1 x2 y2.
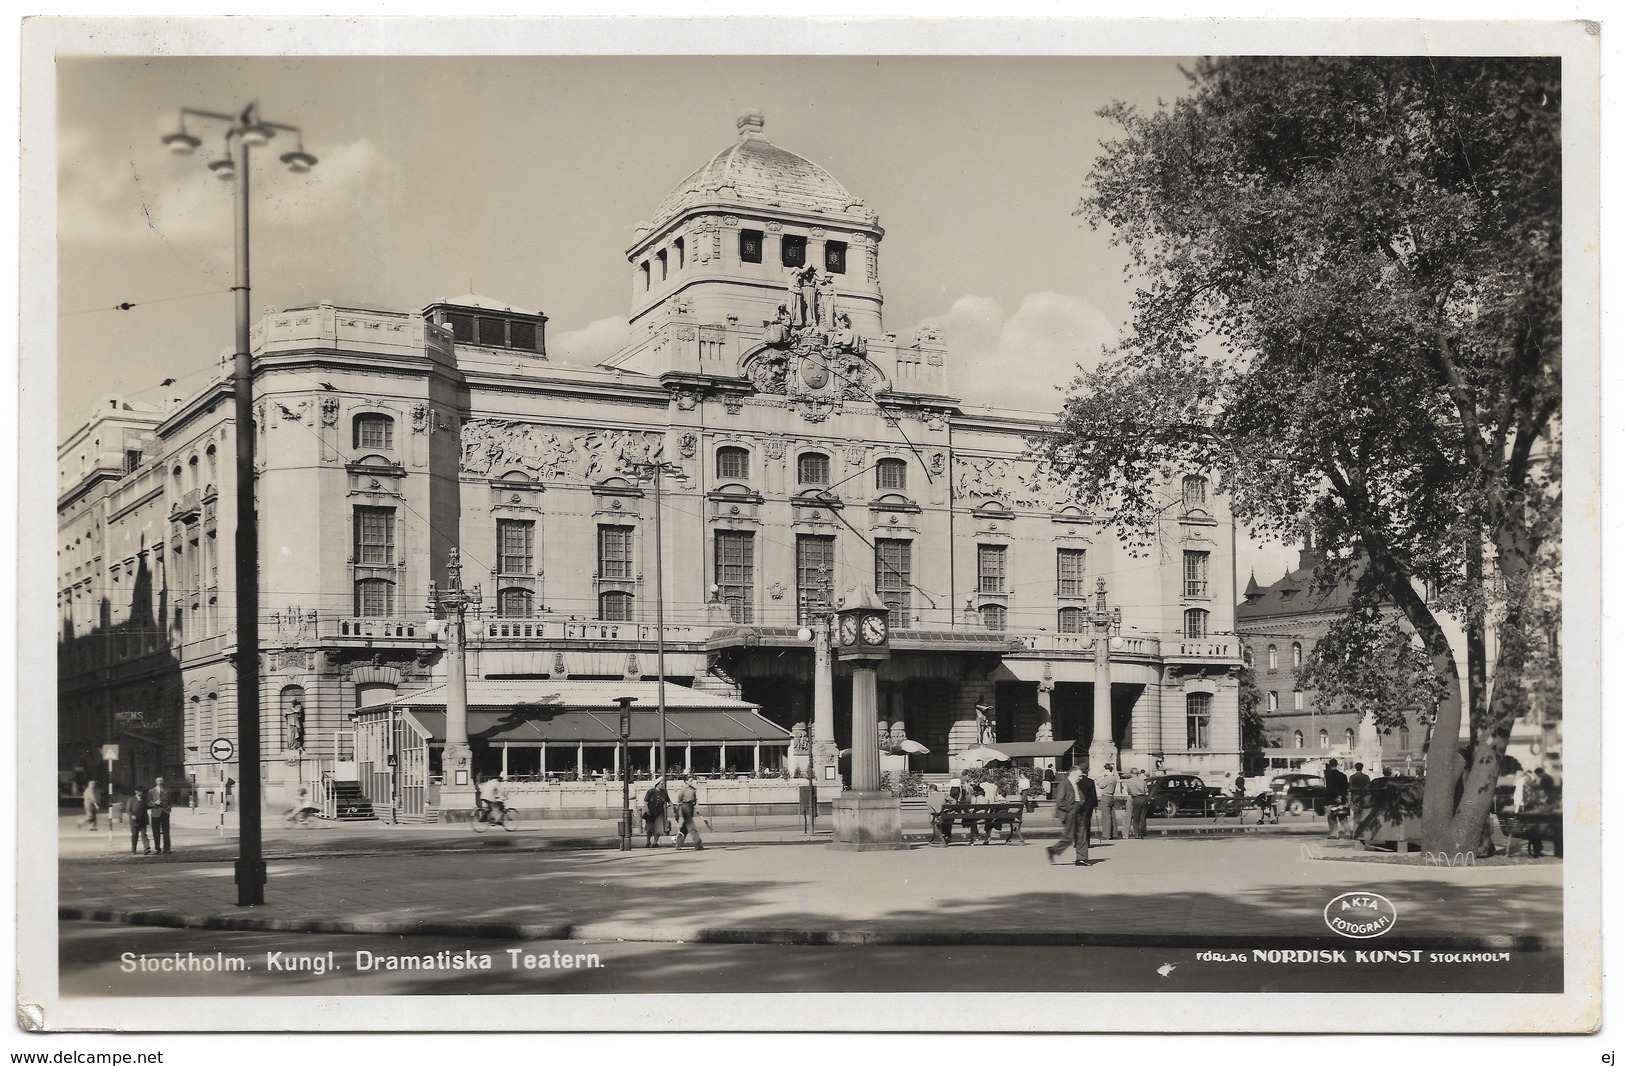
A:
1145 773 1222 818
1268 772 1328 816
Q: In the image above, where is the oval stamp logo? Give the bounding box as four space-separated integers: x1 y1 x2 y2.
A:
1323 892 1398 939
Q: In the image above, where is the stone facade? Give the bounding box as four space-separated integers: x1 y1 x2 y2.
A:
58 114 1245 813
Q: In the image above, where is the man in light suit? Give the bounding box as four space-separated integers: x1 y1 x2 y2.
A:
1046 765 1097 867
1095 763 1121 841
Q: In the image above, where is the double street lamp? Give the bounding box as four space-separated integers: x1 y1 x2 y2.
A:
163 104 317 907
621 459 687 781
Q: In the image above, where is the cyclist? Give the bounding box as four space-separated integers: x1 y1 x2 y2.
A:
477 774 507 824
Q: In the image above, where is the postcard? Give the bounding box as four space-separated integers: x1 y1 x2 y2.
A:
16 14 1603 1044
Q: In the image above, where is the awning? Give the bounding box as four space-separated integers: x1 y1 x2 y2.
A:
987 741 1077 759
382 678 762 712
402 708 791 747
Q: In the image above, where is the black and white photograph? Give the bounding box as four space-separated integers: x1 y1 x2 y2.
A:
14 13 1605 1046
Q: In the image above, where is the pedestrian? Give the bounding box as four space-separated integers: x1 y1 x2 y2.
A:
1045 765 1096 867
147 777 173 854
673 775 705 851
641 776 670 848
1126 767 1150 838
1094 763 1120 841
127 785 151 855
79 779 102 831
1231 773 1249 825
1323 759 1350 840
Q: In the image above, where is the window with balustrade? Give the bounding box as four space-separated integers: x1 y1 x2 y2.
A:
597 525 633 580
1057 548 1086 597
977 545 1007 594
354 578 395 618
354 507 394 565
1183 607 1209 638
497 587 534 619
599 591 633 622
715 530 755 623
496 519 534 575
1186 692 1212 749
1183 550 1209 597
875 539 912 629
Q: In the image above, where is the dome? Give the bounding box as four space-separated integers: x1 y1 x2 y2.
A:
648 111 866 230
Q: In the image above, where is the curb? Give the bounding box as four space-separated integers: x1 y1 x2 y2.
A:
57 906 1560 952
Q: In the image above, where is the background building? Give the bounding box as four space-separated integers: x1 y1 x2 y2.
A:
58 113 1245 816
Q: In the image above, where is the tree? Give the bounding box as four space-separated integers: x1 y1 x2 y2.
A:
1295 605 1451 741
1048 57 1560 853
1235 664 1274 775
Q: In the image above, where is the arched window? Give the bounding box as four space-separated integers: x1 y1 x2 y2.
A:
1182 475 1208 509
1185 692 1212 749
1293 730 1305 749
599 590 634 622
1292 642 1303 668
354 578 395 618
353 413 394 450
797 451 830 485
1268 691 1279 713
876 457 907 491
1398 726 1411 751
1058 607 1085 633
978 604 1006 632
1344 728 1356 750
1318 729 1330 749
716 446 750 480
1267 644 1279 671
187 455 199 491
1183 608 1209 638
497 587 534 619
205 445 218 490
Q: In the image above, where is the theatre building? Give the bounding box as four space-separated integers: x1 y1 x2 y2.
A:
57 113 1245 818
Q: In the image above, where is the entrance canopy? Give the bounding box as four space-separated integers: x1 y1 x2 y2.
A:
380 680 790 747
962 741 1078 762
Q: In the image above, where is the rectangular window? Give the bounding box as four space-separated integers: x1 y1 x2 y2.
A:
497 587 534 619
446 313 474 342
796 535 836 623
657 249 668 280
478 317 506 347
781 235 807 268
739 229 763 264
1058 607 1085 633
674 237 685 270
978 544 1007 594
355 415 393 450
1057 548 1087 597
355 578 394 618
497 519 534 575
1184 550 1210 598
124 449 143 473
715 531 755 623
825 241 847 274
876 458 907 490
875 539 912 629
509 320 537 352
1186 693 1212 750
598 525 633 580
354 507 394 565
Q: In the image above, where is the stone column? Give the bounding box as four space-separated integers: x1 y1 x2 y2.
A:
1087 632 1118 773
831 658 905 852
850 664 880 792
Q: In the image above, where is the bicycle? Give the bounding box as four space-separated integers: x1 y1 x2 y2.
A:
471 802 522 833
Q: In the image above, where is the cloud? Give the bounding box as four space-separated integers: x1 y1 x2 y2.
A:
919 292 1119 413
551 315 630 365
58 126 401 249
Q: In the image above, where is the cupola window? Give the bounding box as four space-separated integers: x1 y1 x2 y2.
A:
825 241 847 274
740 229 763 264
781 235 807 268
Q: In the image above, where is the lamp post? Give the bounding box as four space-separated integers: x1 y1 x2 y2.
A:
614 696 637 851
427 548 482 812
623 460 687 781
162 104 316 907
1086 577 1124 775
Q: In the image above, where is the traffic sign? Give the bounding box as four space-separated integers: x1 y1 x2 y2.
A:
210 737 236 762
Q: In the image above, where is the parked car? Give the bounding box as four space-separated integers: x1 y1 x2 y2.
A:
1145 773 1221 818
1268 772 1328 816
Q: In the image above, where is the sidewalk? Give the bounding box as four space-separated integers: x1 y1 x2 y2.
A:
59 814 1563 949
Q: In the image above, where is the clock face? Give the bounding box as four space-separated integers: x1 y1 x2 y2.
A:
838 615 860 646
862 615 888 645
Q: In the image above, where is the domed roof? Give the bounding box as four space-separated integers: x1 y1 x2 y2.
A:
648 111 868 230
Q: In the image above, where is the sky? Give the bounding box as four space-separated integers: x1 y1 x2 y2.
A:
53 49 1352 590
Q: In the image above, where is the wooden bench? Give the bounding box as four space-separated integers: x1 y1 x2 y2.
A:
929 801 1027 846
1499 812 1562 856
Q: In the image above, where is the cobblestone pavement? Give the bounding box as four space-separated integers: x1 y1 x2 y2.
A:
57 813 1562 948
